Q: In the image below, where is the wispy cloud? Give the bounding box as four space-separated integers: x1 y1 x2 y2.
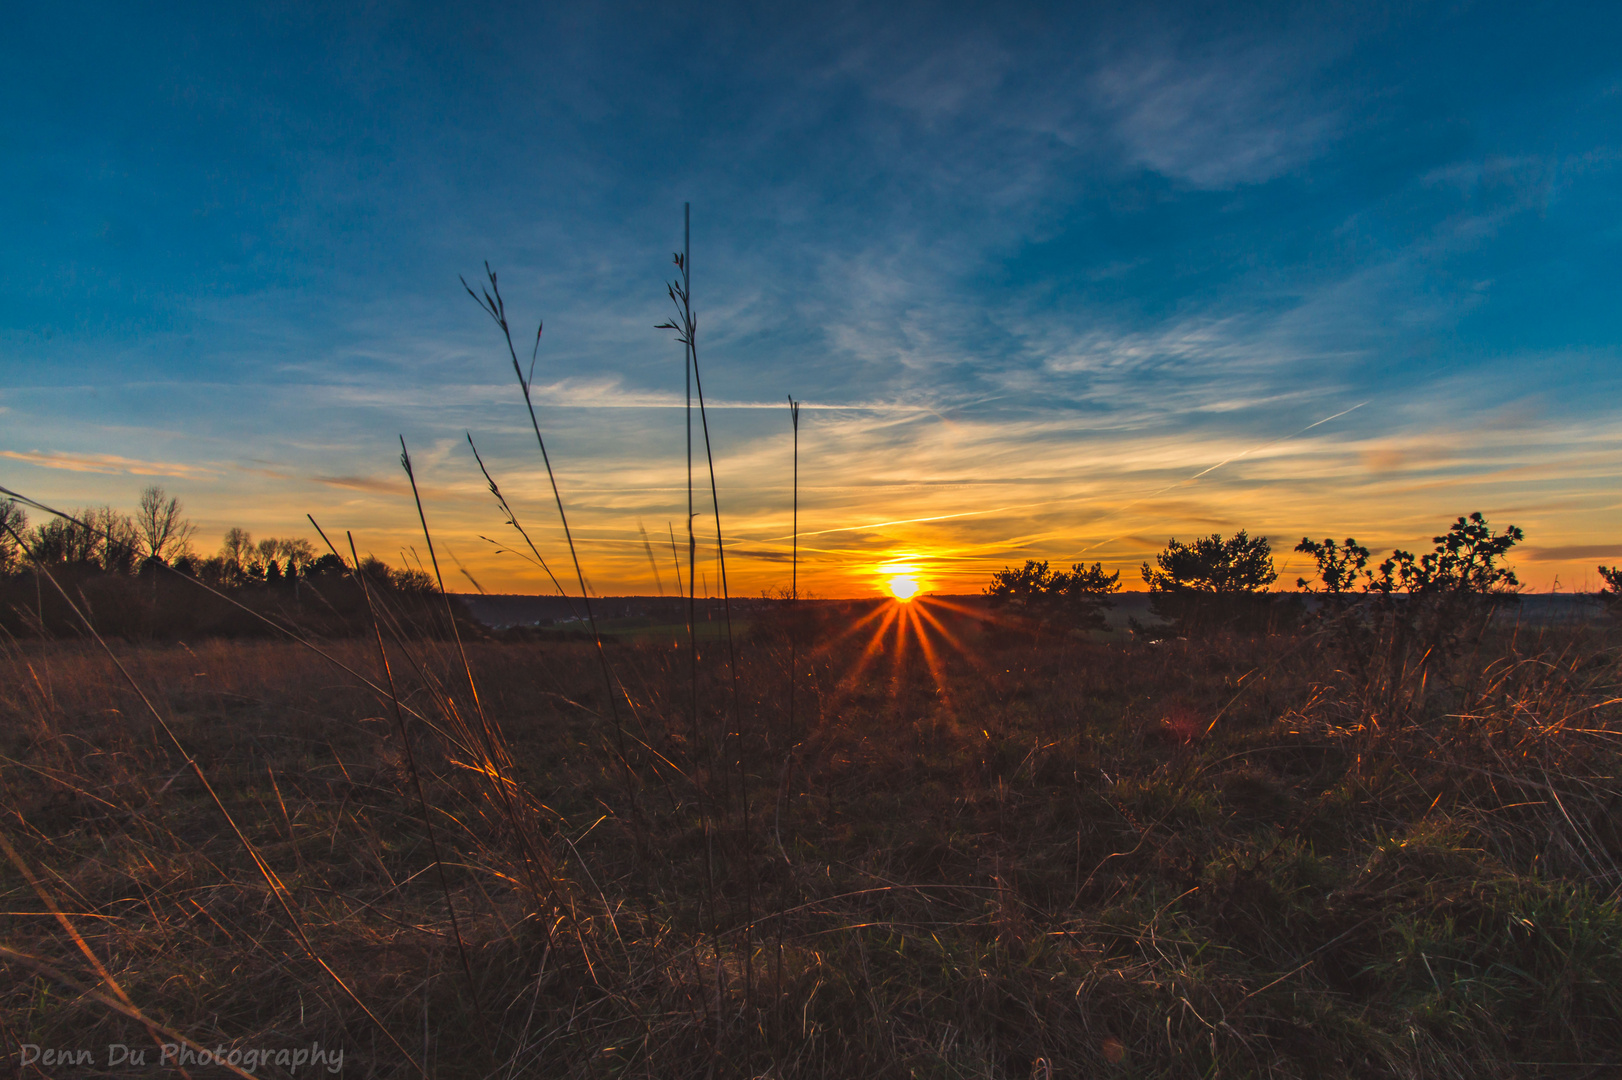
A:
1090 39 1345 188
313 375 934 413
1524 545 1622 562
0 449 221 478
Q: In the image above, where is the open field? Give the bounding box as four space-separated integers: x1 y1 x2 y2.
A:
4 597 1622 1078
12 7 1622 1079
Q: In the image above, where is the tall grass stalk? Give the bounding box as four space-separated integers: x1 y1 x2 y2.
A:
658 212 744 779
786 394 801 753
638 521 666 596
462 268 636 807
657 204 750 1023
660 205 757 1009
399 440 516 792
667 521 685 604
772 394 802 1046
466 434 578 613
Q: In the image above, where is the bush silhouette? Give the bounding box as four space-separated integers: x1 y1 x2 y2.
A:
1601 565 1622 611
1294 514 1526 701
1368 512 1523 597
1141 531 1284 635
1294 537 1371 595
1142 531 1277 594
985 559 1120 633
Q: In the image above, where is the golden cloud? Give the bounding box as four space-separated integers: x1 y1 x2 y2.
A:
0 449 220 478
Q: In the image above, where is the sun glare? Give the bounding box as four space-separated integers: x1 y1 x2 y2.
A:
888 575 920 601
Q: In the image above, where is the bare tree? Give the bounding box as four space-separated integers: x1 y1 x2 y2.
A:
93 507 143 573
0 499 27 574
220 527 253 567
274 537 317 573
135 486 197 563
28 506 140 572
29 512 99 566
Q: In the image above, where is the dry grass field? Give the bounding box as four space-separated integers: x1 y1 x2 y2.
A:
3 594 1622 1078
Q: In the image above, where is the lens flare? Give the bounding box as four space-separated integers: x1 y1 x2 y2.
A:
888 575 920 601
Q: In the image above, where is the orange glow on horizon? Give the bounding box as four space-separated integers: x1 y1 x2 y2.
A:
6 386 1605 598
887 574 920 601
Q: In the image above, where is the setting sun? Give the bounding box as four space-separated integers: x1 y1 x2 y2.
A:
887 575 920 601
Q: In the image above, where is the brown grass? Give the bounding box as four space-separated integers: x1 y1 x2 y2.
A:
3 599 1622 1078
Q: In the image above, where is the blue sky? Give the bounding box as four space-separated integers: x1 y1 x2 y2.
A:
4 1 1621 594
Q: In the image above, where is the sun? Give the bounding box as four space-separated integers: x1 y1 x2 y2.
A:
887 574 920 601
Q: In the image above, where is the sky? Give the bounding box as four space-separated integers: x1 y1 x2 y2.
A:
3 0 1621 597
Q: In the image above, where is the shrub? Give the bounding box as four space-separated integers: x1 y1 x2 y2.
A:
1296 514 1526 714
1369 513 1523 656
1141 531 1284 635
985 559 1120 633
1598 565 1621 610
1368 512 1523 598
1143 531 1277 594
1294 537 1370 595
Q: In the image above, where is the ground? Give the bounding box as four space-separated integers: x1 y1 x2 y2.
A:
3 596 1620 1078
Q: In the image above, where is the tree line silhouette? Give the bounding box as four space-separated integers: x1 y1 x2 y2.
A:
0 487 452 639
3 489 1616 643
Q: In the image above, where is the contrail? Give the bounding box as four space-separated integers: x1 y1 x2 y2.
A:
756 401 1369 549
1180 400 1368 485
763 505 1024 542
1067 400 1369 557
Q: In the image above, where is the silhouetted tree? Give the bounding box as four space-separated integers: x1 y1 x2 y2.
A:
1295 537 1371 594
305 553 349 579
986 559 1120 632
1143 531 1277 594
1141 531 1280 635
1368 513 1523 598
0 500 26 575
29 507 140 573
221 528 253 567
1299 514 1526 697
1599 565 1622 612
987 560 1061 612
135 486 197 564
29 513 99 567
358 556 435 595
274 537 317 575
